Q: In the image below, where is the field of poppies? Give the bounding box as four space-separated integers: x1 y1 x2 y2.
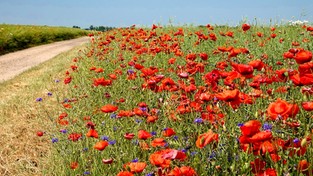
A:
37 23 313 175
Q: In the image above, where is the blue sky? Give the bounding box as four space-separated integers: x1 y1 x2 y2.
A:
0 0 312 28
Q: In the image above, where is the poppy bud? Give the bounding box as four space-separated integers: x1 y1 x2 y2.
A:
303 94 308 101
301 138 307 147
37 131 44 137
254 111 258 119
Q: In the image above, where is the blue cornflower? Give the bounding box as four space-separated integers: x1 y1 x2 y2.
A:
237 123 244 127
101 135 109 141
55 79 60 83
293 138 300 144
52 138 58 143
83 171 91 175
82 148 88 152
150 131 157 136
139 107 147 112
110 113 117 119
59 129 67 133
127 70 134 74
209 151 217 159
131 158 139 162
109 140 116 145
191 151 197 156
262 123 272 131
36 97 43 102
173 136 178 140
47 92 52 96
194 118 203 124
146 173 154 176
132 140 139 145
135 119 142 123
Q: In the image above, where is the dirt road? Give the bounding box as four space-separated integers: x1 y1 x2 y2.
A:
0 37 90 82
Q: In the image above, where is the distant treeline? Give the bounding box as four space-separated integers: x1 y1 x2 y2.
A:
73 25 115 32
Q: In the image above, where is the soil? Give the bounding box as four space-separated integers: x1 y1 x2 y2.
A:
0 37 89 82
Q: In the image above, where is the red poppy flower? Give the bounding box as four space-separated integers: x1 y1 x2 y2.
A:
68 133 82 142
293 50 312 64
302 101 313 111
231 62 254 78
152 24 158 30
270 33 277 38
94 140 109 151
248 59 265 71
260 141 277 154
95 67 104 73
168 166 197 176
37 131 44 137
240 120 261 137
228 48 242 58
168 58 176 64
70 161 79 170
124 162 147 173
102 158 114 164
138 130 152 140
124 133 135 140
199 53 208 60
117 110 133 117
86 129 99 138
283 51 294 59
267 98 299 120
250 158 265 174
147 115 158 123
249 131 273 143
62 103 72 109
162 128 176 137
101 104 118 113
297 160 310 175
149 151 171 168
259 168 278 176
93 77 112 86
306 26 313 32
196 129 218 148
108 73 117 79
290 73 313 86
242 23 251 32
139 141 150 150
186 53 197 61
162 149 187 161
151 138 167 147
64 77 72 84
58 119 69 125
116 171 134 176
215 89 240 102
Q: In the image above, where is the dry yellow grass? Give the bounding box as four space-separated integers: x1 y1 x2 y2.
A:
0 45 87 175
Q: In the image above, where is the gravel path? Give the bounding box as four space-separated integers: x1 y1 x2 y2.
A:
0 37 89 82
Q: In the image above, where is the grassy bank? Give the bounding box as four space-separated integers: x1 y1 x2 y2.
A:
0 24 88 55
0 44 88 175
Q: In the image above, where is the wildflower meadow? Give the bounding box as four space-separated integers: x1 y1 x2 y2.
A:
37 23 313 175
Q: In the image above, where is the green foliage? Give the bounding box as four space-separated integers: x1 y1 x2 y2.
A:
0 24 88 55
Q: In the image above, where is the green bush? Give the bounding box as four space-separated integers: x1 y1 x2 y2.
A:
0 24 89 55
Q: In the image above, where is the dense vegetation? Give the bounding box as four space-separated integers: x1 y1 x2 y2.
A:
37 23 313 175
0 24 88 55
